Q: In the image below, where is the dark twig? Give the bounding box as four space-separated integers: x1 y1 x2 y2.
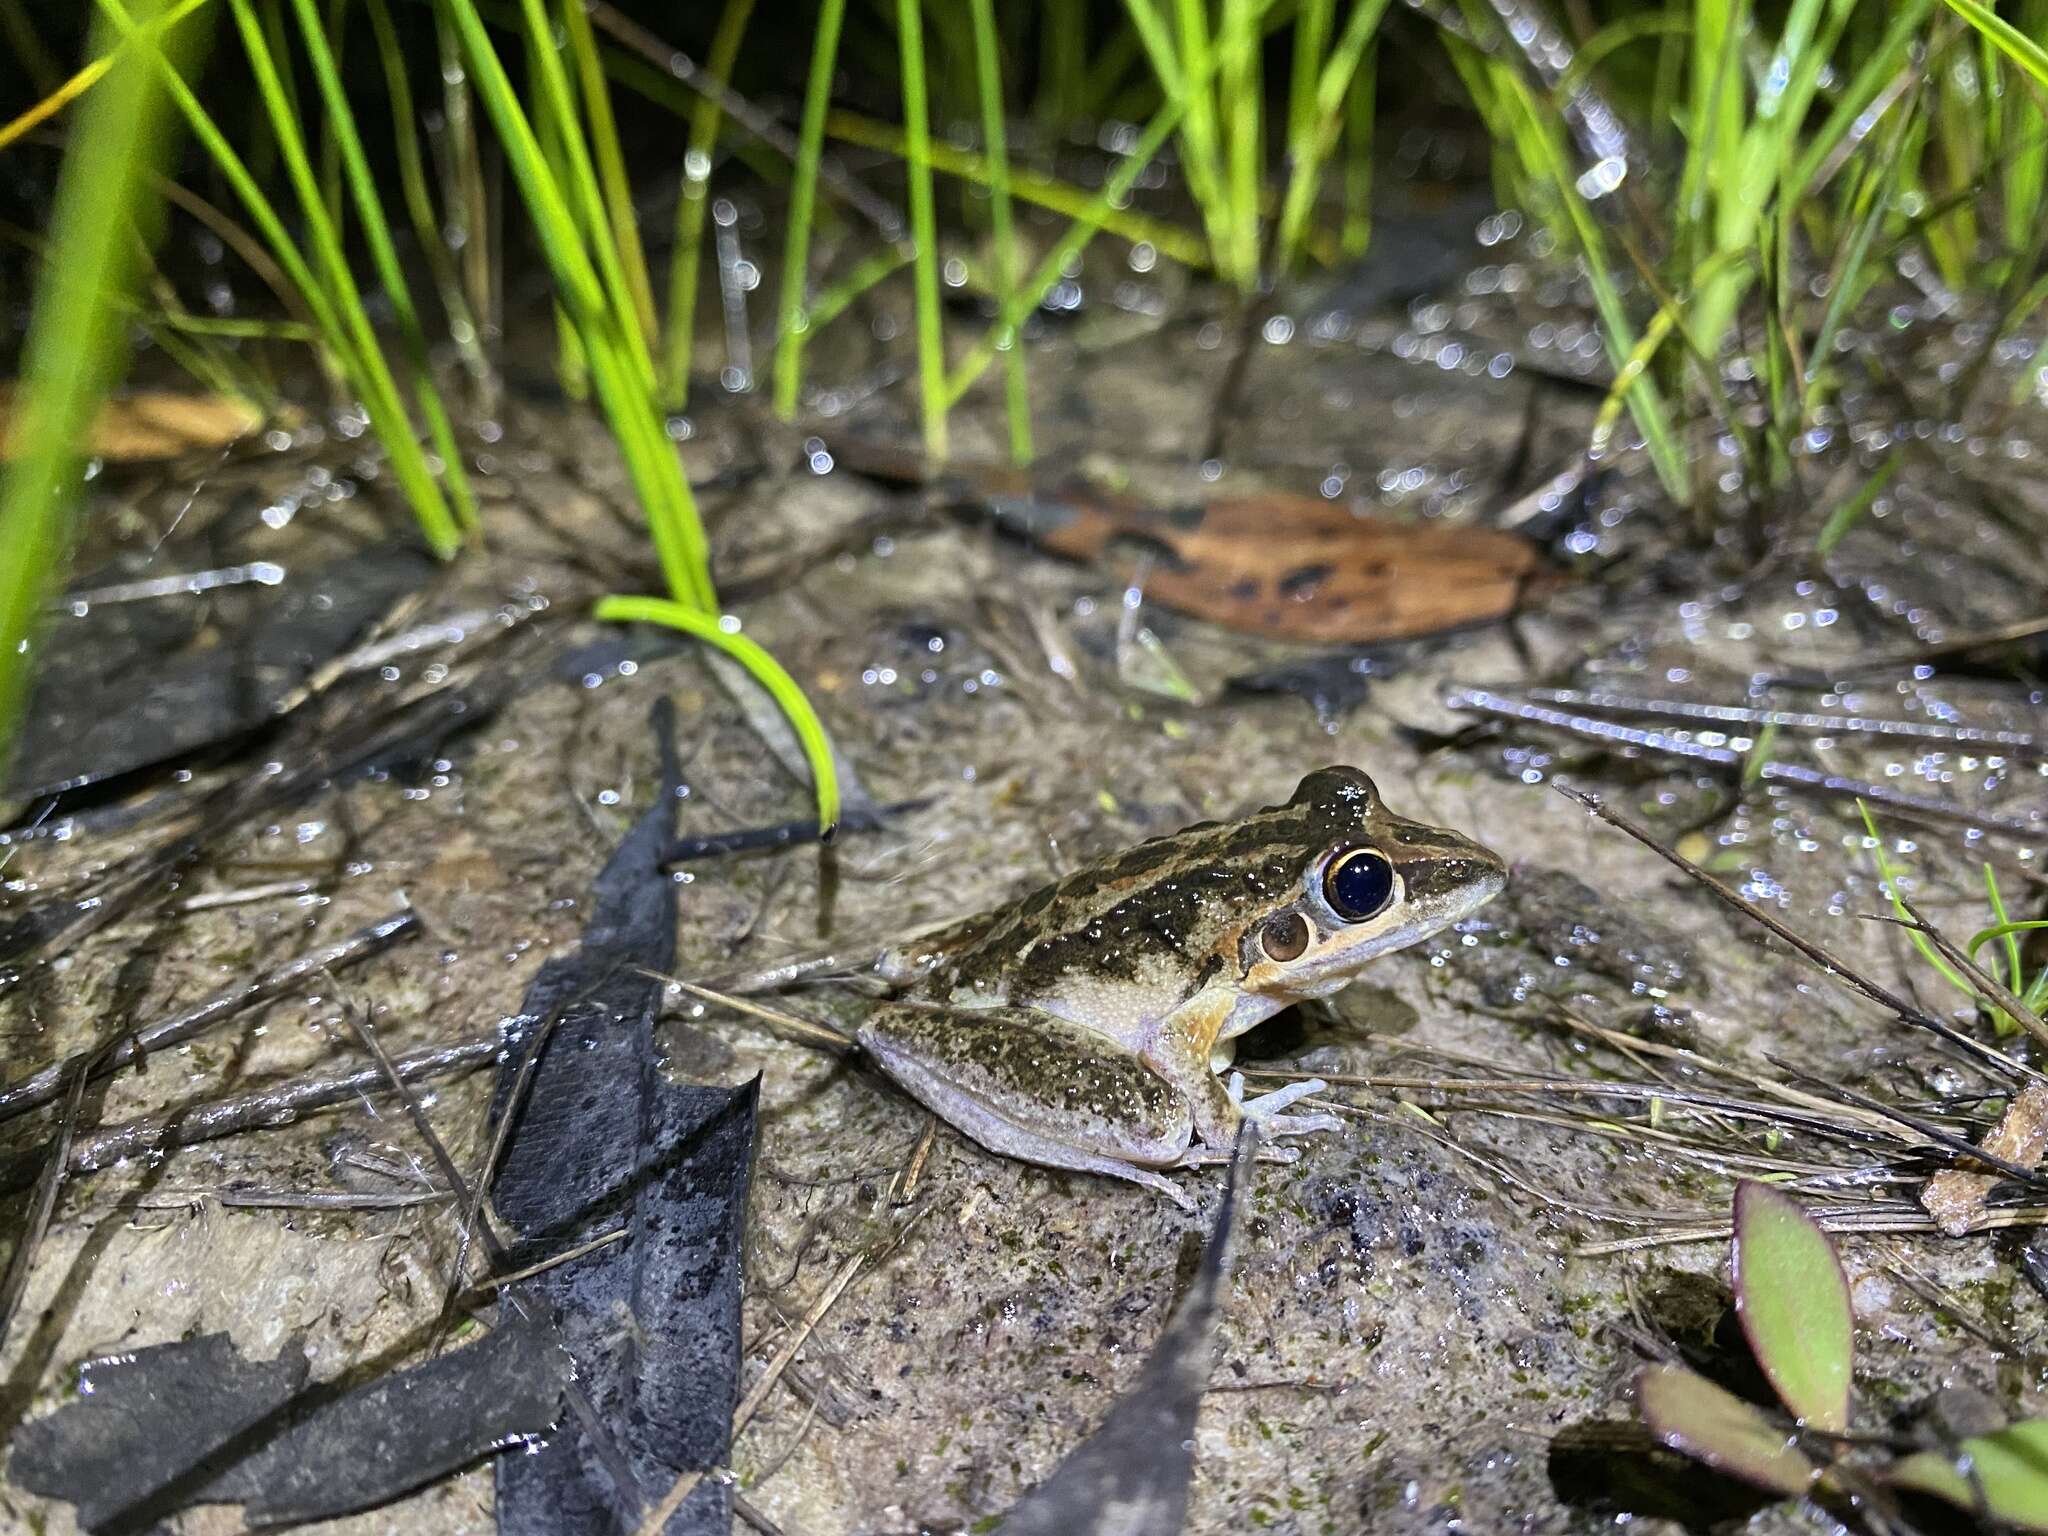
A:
663 798 929 865
1553 783 2043 1084
1762 613 2048 687
585 0 906 243
438 994 572 1338
1771 1062 2048 1191
1468 690 2042 836
0 1033 502 1193
338 1005 650 1513
0 1062 90 1355
1887 899 2048 1052
341 1006 506 1270
132 1186 453 1211
0 910 421 1126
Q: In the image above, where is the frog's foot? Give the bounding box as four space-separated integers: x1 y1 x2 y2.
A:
1226 1072 1343 1139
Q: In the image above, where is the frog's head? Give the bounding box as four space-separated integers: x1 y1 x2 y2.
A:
1237 765 1507 1003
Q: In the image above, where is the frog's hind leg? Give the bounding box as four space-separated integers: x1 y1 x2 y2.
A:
856 1004 1197 1207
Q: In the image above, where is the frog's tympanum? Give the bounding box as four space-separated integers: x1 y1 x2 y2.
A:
860 767 1506 1205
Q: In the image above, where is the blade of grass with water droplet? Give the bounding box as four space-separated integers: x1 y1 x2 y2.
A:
771 0 846 421
593 597 840 834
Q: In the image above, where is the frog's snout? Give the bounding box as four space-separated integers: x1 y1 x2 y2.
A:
1399 832 1508 918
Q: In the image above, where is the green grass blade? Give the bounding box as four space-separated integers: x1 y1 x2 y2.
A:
287 0 479 539
1457 40 1689 504
364 0 491 398
0 0 195 776
1814 451 1899 556
223 0 464 555
594 595 840 833
1857 800 1974 996
433 0 712 610
511 0 655 388
660 0 756 407
968 0 1030 464
771 0 848 420
943 91 1190 409
558 0 658 348
1219 0 1263 283
824 110 1208 265
0 0 211 155
897 0 948 459
101 0 462 558
1941 0 2048 92
1983 864 2028 996
1275 0 1393 272
1340 38 1375 257
801 246 911 336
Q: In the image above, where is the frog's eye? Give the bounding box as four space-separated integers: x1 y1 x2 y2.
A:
1323 847 1396 922
1260 912 1311 961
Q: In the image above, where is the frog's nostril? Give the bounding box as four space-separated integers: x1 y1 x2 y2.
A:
1407 854 1506 905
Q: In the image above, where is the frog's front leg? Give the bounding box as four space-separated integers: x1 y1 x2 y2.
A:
856 1003 1198 1207
1143 994 1342 1159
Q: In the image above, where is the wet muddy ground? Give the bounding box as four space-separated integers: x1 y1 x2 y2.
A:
3 183 2046 1534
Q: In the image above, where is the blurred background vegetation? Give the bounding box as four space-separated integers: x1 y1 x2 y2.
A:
1 0 2044 821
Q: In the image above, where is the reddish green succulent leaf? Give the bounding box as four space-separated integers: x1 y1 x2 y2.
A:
1891 1419 2048 1530
1732 1180 1853 1432
1637 1364 1819 1497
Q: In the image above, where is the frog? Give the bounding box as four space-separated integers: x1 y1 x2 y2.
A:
857 766 1507 1206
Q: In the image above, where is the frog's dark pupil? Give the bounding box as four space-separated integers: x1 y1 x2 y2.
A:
1325 849 1394 921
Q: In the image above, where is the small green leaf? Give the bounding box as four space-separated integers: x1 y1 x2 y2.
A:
1815 451 1899 557
1732 1180 1853 1432
1891 1419 2048 1530
1637 1364 1819 1497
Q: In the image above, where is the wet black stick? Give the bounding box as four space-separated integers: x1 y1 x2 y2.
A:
0 1033 503 1192
0 1063 90 1355
1770 1061 2048 1192
663 798 929 864
1553 783 2045 1084
341 1006 509 1271
435 992 574 1339
0 910 421 1126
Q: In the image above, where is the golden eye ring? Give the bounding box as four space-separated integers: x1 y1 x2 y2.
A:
1260 911 1311 961
1323 847 1396 922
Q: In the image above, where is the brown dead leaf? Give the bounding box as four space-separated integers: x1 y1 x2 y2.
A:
1001 482 1553 644
0 384 264 463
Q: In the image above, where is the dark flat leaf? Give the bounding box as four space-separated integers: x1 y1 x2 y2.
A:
1636 1364 1819 1498
490 700 758 1536
7 1317 566 1532
8 1331 309 1531
995 1132 1254 1536
1890 1418 2048 1530
197 1310 570 1526
8 544 435 802
1732 1180 1853 1432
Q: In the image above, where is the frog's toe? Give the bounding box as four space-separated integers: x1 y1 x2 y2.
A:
1226 1073 1342 1139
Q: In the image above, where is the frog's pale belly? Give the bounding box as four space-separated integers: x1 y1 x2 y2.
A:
864 767 1506 1204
